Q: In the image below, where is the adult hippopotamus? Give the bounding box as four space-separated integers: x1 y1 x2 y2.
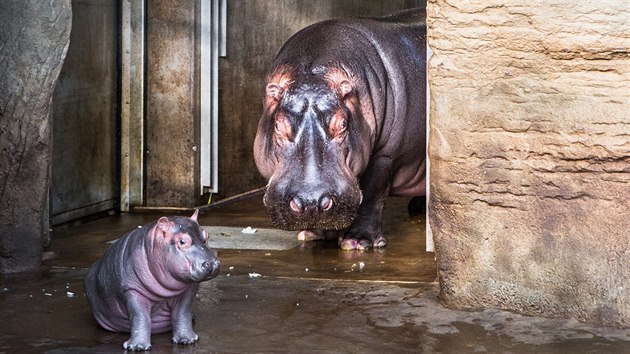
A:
84 210 220 351
254 8 426 250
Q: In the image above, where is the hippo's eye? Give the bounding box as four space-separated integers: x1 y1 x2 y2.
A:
177 235 192 249
274 115 292 143
330 112 347 140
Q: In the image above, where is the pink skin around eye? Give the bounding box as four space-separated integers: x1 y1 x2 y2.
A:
275 117 292 142
330 112 347 139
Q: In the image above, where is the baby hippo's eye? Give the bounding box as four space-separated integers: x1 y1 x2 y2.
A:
176 235 192 249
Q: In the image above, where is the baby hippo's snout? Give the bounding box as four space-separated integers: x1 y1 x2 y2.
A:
202 258 221 279
191 248 220 282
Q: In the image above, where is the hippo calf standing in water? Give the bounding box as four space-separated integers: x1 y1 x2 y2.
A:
84 210 220 351
254 9 426 250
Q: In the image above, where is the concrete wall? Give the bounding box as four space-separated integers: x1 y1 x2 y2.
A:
427 0 630 327
145 0 200 206
0 0 72 272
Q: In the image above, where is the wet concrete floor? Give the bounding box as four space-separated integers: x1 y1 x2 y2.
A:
1 196 629 353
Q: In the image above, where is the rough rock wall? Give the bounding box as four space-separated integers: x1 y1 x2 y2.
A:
427 0 630 327
0 0 72 272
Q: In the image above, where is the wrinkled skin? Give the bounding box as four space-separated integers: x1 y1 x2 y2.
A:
254 9 426 250
84 210 220 351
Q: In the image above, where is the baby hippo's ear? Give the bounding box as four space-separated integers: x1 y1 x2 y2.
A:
190 209 199 222
201 229 209 242
157 217 172 233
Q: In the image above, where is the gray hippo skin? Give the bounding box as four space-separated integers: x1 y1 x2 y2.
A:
254 9 426 250
84 210 220 351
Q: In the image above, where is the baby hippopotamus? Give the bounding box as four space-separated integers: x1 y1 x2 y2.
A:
84 210 220 351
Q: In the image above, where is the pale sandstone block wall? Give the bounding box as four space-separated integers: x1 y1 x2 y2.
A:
427 0 630 327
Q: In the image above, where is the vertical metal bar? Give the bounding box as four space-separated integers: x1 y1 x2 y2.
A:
120 0 145 211
200 0 220 194
219 0 227 57
200 0 212 193
211 0 220 193
425 44 434 252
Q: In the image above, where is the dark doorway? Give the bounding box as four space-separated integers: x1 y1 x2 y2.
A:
51 0 119 225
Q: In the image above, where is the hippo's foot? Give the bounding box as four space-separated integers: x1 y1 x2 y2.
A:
172 327 199 345
297 229 340 242
338 232 387 251
123 338 152 351
297 229 324 242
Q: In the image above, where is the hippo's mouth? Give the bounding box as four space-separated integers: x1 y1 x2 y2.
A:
264 195 359 231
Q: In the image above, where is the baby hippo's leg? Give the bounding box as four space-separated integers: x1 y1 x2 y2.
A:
171 284 200 345
123 291 153 351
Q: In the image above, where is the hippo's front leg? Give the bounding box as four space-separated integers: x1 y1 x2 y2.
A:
170 284 199 345
339 156 392 251
123 291 153 351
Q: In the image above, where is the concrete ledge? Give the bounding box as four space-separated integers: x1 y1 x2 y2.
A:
203 226 301 250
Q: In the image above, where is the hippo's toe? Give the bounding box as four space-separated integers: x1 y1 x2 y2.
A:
297 230 324 242
123 340 152 351
172 333 199 345
339 232 387 251
373 236 387 249
339 237 360 250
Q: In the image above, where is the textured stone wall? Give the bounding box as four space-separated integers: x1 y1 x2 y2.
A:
427 1 630 327
0 0 72 272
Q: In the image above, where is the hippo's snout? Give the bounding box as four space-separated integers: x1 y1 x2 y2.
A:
289 192 334 214
204 259 221 276
264 183 361 232
192 257 220 282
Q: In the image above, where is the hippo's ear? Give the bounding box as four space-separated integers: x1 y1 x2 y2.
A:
157 217 171 233
190 209 199 222
266 83 284 101
337 80 353 99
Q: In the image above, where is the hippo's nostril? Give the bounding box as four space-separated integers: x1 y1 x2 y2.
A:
319 195 334 211
290 196 304 213
202 261 210 269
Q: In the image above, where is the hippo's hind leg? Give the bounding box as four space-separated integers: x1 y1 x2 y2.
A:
171 284 200 345
339 156 391 251
408 196 426 217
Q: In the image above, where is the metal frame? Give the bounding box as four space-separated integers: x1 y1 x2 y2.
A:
200 0 227 194
120 0 145 212
426 43 434 252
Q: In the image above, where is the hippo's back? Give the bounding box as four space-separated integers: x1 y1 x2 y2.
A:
271 8 425 74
